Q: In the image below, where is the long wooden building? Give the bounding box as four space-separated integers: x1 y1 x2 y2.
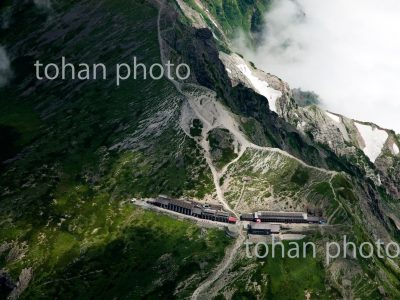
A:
241 211 325 224
247 223 281 235
148 196 237 224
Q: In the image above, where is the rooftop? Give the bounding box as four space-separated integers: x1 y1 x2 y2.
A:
256 211 307 219
249 223 281 232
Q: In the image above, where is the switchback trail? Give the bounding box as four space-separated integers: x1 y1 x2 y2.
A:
154 2 338 299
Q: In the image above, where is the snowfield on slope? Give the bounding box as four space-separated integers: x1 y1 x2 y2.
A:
393 143 399 155
355 122 388 162
236 64 282 112
325 111 341 123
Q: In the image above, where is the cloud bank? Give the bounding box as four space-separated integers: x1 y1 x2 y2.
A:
235 0 400 133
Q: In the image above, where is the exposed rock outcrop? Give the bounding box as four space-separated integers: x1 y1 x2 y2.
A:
7 268 33 300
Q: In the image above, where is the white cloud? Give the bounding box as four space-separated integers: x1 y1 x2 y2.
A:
235 0 400 133
0 46 11 87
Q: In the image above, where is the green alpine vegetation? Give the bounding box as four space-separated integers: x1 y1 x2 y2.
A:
0 0 224 298
186 0 271 44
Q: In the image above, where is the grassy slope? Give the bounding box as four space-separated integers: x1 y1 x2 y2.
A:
0 0 226 298
208 128 238 170
219 147 400 298
222 239 339 300
20 207 230 299
186 0 270 43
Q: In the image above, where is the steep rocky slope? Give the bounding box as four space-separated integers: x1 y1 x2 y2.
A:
171 1 400 298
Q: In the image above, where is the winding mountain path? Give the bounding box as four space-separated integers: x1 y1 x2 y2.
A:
191 232 245 300
154 2 339 298
155 4 246 297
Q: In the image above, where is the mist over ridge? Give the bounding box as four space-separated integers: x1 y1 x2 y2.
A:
234 0 400 133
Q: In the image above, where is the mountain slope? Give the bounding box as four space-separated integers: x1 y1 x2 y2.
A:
1 0 400 299
0 1 228 298
173 1 400 298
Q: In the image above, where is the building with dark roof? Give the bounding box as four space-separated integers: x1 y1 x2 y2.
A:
247 223 281 235
241 211 324 224
147 196 237 224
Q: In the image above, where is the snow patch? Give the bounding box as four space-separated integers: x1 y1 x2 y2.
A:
236 64 282 112
325 111 341 123
393 143 399 155
355 122 388 162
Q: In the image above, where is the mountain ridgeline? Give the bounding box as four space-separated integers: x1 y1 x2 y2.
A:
0 0 400 299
